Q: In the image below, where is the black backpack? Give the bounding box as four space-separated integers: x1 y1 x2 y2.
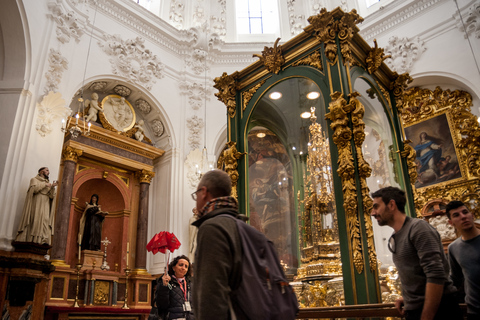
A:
223 215 299 320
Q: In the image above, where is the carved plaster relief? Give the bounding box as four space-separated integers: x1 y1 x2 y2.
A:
90 81 108 92
186 116 205 149
185 148 204 188
170 0 185 29
135 99 151 114
185 48 209 75
287 0 306 36
384 36 426 74
456 3 480 39
113 85 132 97
44 48 69 94
179 81 211 110
210 0 226 37
36 92 71 137
152 119 165 137
48 4 84 44
99 35 165 90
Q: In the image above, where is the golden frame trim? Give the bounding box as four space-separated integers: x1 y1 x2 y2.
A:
402 86 479 214
100 94 136 132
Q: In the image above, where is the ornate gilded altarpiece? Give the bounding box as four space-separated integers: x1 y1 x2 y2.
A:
213 7 415 307
401 87 480 218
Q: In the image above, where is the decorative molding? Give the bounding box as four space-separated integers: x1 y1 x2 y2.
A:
90 81 108 92
48 3 84 44
186 116 205 149
391 73 413 115
170 0 185 29
455 2 480 39
213 72 237 118
291 50 323 70
384 36 425 74
62 145 83 162
325 91 364 274
136 169 155 184
179 81 211 110
185 48 209 75
218 141 245 199
151 119 165 137
113 85 132 97
184 148 203 188
359 0 442 42
366 39 391 74
428 215 457 240
99 34 165 90
44 48 68 94
210 0 226 38
135 99 151 114
253 38 285 74
242 81 265 112
287 0 306 36
36 92 71 137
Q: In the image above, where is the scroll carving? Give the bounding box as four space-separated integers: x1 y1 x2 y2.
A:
349 92 377 272
213 72 237 118
220 141 245 199
242 81 265 112
390 73 413 114
291 51 323 70
325 91 363 273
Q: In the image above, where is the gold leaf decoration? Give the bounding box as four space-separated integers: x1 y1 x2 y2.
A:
291 51 323 70
337 9 364 65
213 72 237 118
242 80 266 112
253 38 285 74
308 8 337 63
62 146 83 162
390 73 413 114
221 141 246 199
135 169 155 184
366 39 391 74
325 91 364 273
349 92 377 272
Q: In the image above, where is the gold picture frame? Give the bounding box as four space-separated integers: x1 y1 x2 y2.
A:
401 86 480 216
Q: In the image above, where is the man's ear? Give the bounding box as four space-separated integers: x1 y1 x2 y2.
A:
447 218 454 227
388 199 396 210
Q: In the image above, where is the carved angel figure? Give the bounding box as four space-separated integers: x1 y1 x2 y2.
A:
85 92 102 122
134 120 145 142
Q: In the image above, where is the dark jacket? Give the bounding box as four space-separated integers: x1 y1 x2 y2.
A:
156 276 195 320
192 207 244 320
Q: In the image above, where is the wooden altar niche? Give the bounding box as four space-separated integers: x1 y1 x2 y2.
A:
45 118 163 319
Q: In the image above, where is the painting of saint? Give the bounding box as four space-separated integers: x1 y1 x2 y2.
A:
404 113 461 188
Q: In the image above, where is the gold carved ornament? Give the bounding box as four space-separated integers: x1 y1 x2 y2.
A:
213 72 237 118
308 8 337 64
135 169 155 184
336 9 364 65
253 38 285 75
399 140 418 183
390 73 413 115
366 39 391 74
94 280 110 305
349 92 377 272
325 91 364 273
242 80 266 112
401 87 479 215
308 8 363 65
62 146 83 162
291 51 323 71
222 141 246 199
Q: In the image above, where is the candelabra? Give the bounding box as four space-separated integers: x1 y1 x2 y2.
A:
100 237 111 271
73 262 82 307
122 267 131 309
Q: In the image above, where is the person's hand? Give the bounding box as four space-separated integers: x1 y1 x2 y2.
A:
52 181 58 187
162 274 171 286
394 297 405 316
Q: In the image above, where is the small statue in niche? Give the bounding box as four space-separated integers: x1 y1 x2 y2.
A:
78 194 108 251
85 92 102 123
134 120 146 142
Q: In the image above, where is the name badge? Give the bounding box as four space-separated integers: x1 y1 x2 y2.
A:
183 301 191 311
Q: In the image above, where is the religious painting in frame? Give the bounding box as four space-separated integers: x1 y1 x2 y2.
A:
401 86 480 216
404 113 462 188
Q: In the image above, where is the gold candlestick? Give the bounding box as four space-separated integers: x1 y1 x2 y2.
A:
73 262 82 307
122 267 131 309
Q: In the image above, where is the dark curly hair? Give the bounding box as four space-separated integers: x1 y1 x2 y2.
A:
167 255 192 278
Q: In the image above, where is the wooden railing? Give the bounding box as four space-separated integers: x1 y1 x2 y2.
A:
296 303 467 319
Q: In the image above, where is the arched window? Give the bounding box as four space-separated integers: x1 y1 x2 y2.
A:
236 0 279 35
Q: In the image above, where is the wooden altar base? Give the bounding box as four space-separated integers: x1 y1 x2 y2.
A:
45 306 151 320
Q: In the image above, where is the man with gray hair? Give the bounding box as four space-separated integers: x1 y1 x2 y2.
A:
191 169 244 320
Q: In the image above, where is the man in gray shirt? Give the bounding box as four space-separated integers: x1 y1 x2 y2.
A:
446 200 480 320
371 187 462 320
